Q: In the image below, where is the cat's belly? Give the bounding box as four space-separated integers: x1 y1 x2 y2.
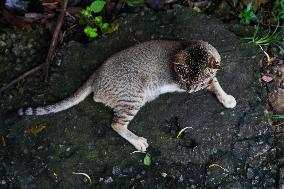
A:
144 84 186 102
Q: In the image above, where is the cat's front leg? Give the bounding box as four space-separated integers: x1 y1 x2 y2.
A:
112 105 149 152
207 77 236 108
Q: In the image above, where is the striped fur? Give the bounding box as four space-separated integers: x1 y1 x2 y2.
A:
18 40 236 152
18 73 95 116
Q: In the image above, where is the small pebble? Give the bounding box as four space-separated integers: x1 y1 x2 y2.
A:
37 146 43 150
122 167 133 174
112 166 121 175
104 176 113 184
247 168 254 179
27 175 34 183
178 175 184 182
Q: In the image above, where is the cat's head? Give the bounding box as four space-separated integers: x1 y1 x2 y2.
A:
173 40 221 91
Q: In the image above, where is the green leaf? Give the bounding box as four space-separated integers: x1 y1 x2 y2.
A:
246 2 253 11
249 12 257 19
272 115 284 119
193 6 202 13
90 0 106 13
82 7 92 18
127 0 145 7
238 2 258 25
143 153 151 166
84 26 98 38
101 23 110 32
161 172 167 177
94 16 103 24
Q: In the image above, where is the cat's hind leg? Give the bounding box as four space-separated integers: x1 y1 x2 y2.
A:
207 77 236 108
111 104 148 152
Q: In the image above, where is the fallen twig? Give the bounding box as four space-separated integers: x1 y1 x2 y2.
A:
0 63 45 94
44 0 69 81
0 0 69 94
187 0 208 8
1 136 6 147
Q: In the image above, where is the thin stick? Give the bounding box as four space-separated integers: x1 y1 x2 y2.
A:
0 64 45 94
0 0 69 94
1 136 6 147
44 0 69 81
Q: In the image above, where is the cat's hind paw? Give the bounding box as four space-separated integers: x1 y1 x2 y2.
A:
133 137 149 152
222 95 236 109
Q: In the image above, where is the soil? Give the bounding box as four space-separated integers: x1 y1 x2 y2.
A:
1 7 284 189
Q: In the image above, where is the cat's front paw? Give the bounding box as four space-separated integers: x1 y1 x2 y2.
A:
222 95 236 108
133 137 149 152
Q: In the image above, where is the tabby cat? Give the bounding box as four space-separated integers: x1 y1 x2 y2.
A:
18 40 236 152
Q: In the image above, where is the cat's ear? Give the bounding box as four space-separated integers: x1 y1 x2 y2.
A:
208 56 220 69
175 50 187 65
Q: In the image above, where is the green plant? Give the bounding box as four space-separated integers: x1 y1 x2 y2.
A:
244 23 284 61
126 0 145 7
143 153 152 166
271 114 284 127
272 115 284 119
273 0 284 20
80 0 116 39
130 151 152 166
239 2 257 25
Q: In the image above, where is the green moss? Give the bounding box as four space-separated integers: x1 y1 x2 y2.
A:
73 52 81 61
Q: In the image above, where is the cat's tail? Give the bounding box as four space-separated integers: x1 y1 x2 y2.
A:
18 77 94 116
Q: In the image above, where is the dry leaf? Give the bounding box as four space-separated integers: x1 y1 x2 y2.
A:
261 75 273 82
24 124 47 135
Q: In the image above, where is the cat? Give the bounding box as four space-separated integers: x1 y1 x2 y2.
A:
18 40 236 152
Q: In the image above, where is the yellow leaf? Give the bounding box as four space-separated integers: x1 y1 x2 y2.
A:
176 127 193 139
259 46 271 65
72 172 92 184
209 163 229 172
161 172 167 177
130 150 146 155
24 124 47 135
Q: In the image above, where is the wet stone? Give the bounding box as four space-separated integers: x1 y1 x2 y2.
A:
104 176 114 184
279 167 284 188
122 167 133 174
112 166 121 175
247 168 254 179
0 6 279 189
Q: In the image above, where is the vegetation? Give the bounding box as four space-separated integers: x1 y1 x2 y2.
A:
80 0 116 39
273 0 284 20
238 2 257 25
130 151 152 166
143 153 152 166
244 23 284 63
272 115 284 119
238 1 284 63
126 0 145 7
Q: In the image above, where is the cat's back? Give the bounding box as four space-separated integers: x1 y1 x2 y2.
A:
92 40 184 105
95 40 182 82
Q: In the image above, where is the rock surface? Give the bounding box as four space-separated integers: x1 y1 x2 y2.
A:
0 7 282 189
